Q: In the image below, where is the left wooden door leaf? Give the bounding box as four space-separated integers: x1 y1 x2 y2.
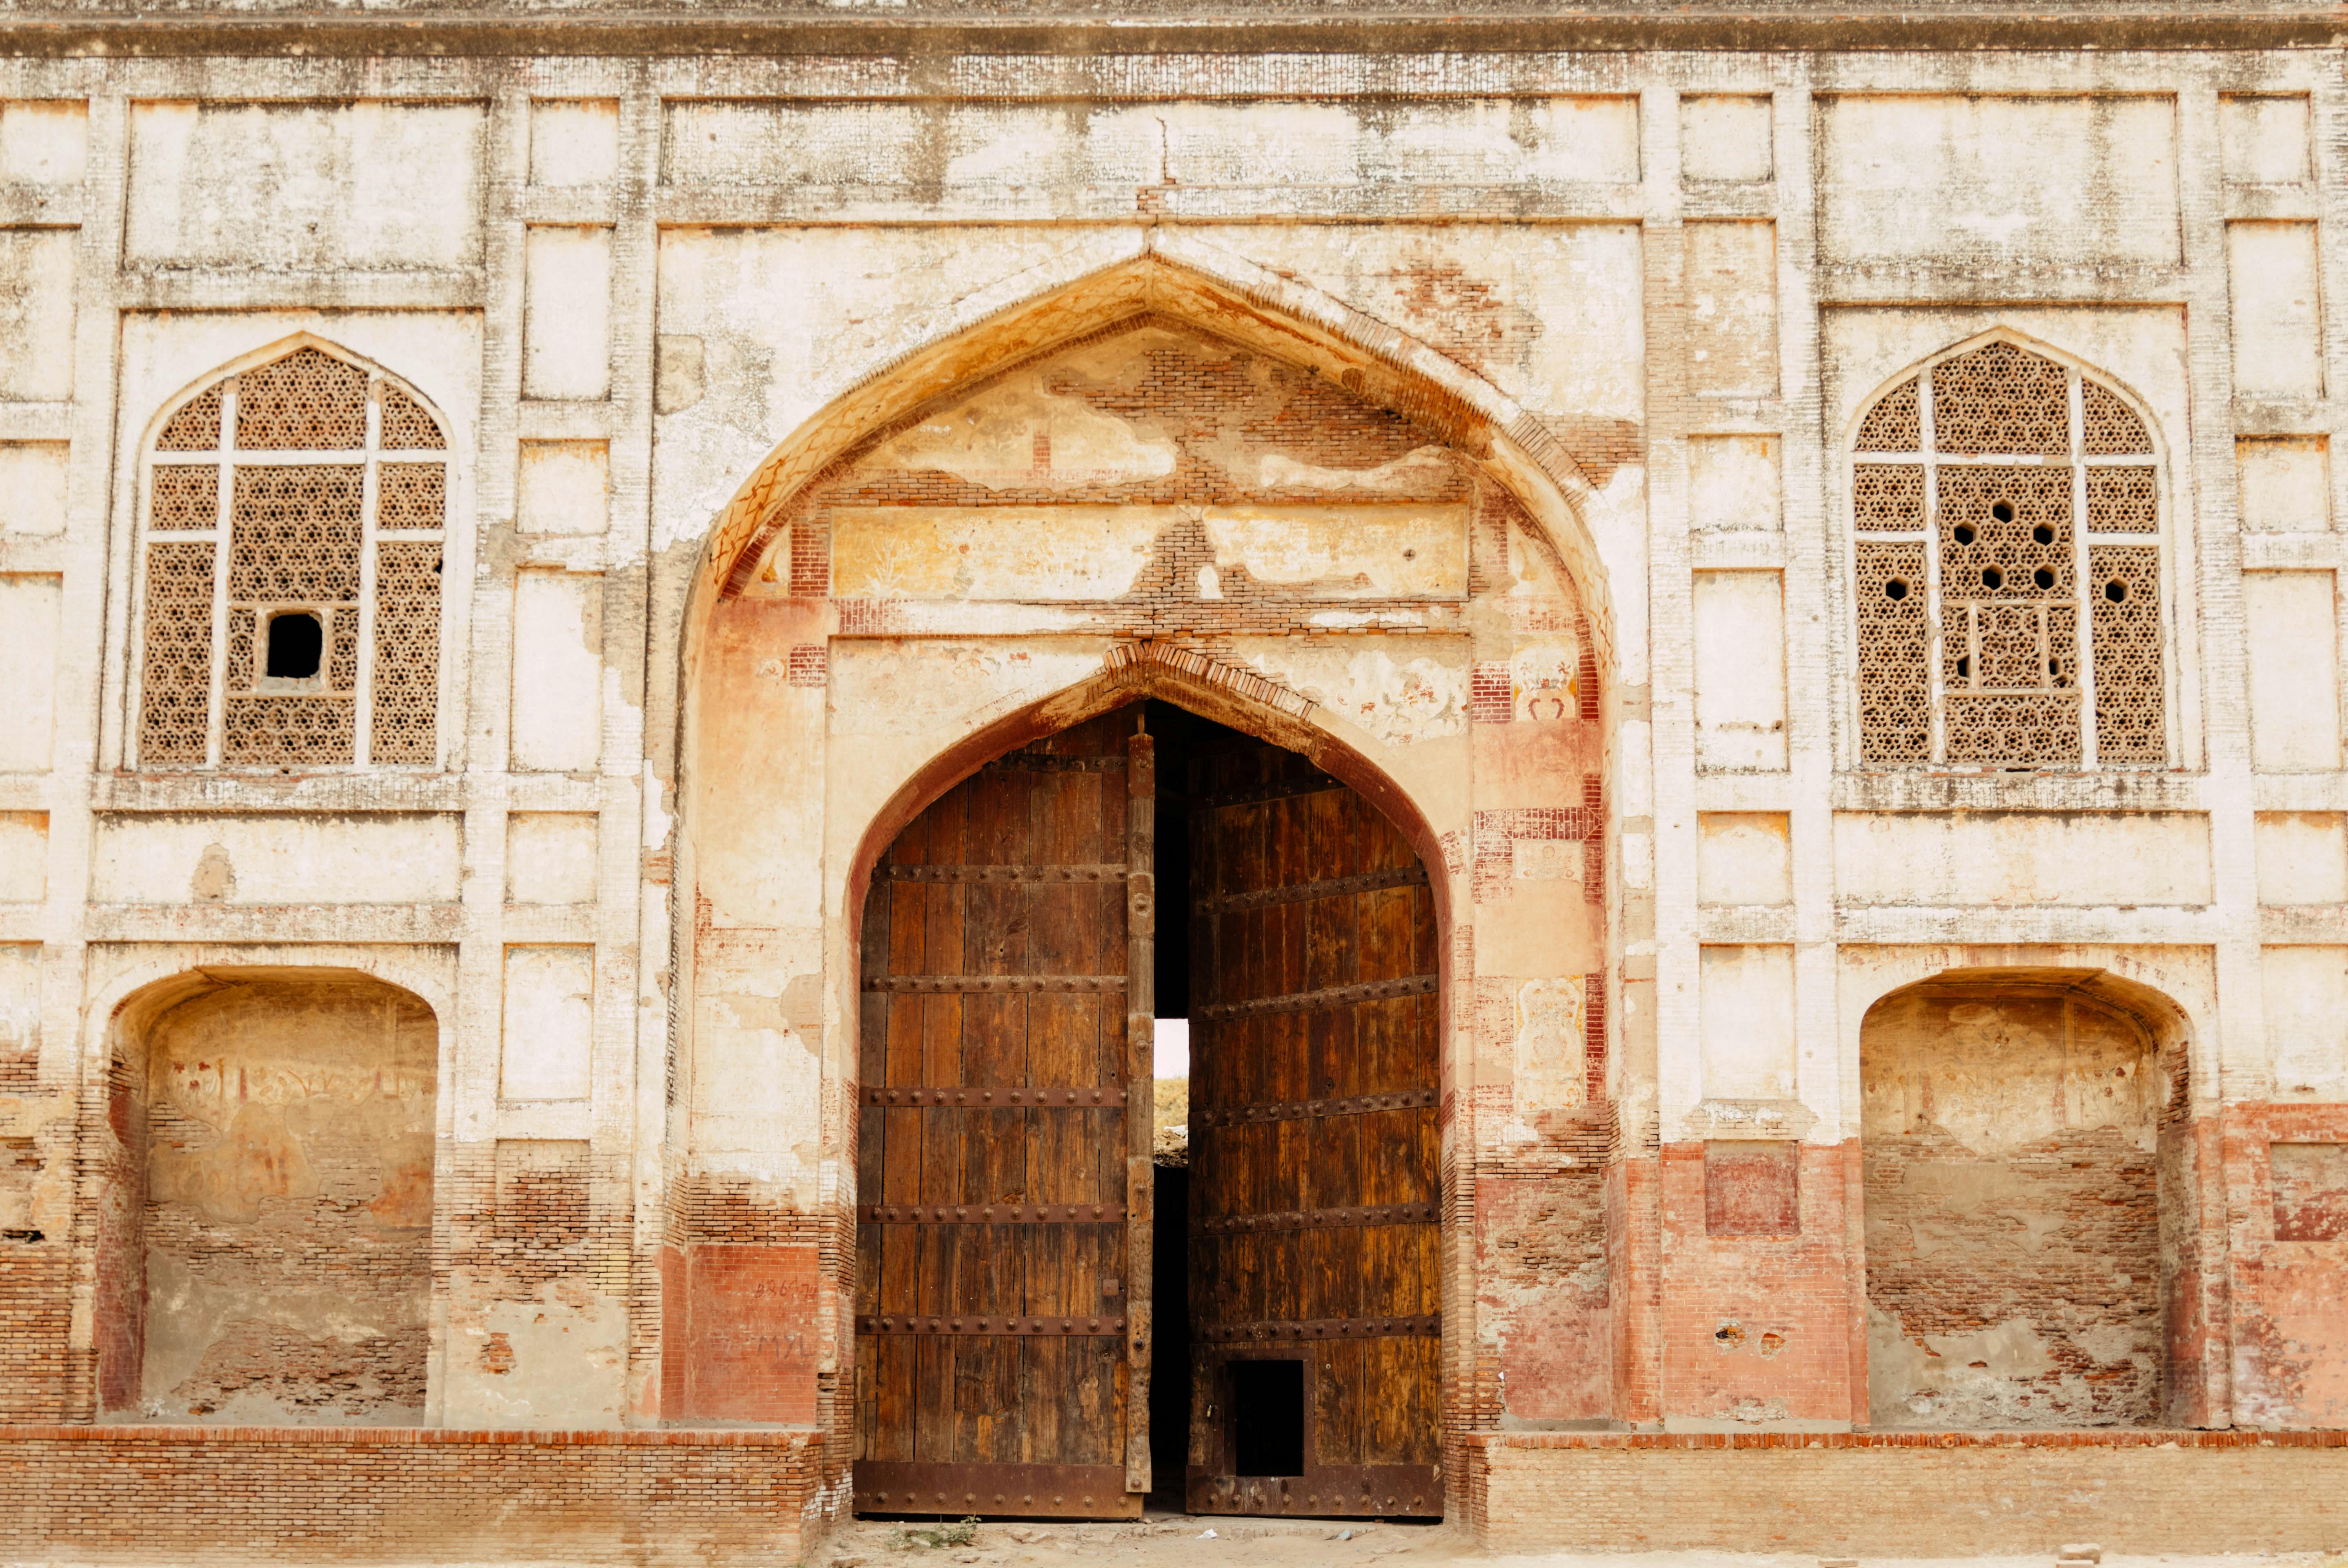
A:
854 707 1155 1519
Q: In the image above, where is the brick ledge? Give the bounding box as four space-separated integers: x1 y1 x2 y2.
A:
1469 1428 2348 1450
0 1423 820 1447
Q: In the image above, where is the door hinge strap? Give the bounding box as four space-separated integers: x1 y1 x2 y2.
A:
1196 1201 1436 1234
878 863 1128 883
1192 1087 1436 1128
863 1084 1127 1108
1192 973 1435 1022
864 974 1127 994
1196 1313 1440 1343
1192 776 1343 810
859 1203 1129 1225
983 753 1127 772
857 1314 1127 1337
1192 863 1427 914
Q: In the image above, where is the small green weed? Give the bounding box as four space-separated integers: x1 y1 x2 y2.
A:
887 1515 981 1552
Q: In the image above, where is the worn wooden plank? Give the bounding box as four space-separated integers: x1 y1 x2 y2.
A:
1125 721 1155 1495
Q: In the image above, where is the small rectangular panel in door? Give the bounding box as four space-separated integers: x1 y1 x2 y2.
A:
854 708 1152 1519
1186 743 1442 1519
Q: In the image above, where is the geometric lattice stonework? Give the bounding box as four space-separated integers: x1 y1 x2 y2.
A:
2092 545 2166 764
1855 541 1929 761
137 542 216 764
1850 338 2164 768
373 543 443 765
138 343 447 769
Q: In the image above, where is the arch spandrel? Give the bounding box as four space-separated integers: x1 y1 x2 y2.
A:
682 237 1618 685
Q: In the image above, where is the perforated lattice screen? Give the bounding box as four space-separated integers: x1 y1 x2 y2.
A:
137 347 448 769
1852 342 2166 767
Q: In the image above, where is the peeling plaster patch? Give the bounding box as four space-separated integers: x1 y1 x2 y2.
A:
189 843 234 903
1255 445 1458 494
451 1283 627 1430
1202 505 1467 598
868 376 1176 490
830 505 1164 600
1237 641 1465 744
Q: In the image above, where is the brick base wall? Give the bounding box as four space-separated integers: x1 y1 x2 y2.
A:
1469 1431 2348 1555
0 1426 824 1565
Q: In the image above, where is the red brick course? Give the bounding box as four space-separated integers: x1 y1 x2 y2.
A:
0 1425 823 1565
1470 1429 2348 1555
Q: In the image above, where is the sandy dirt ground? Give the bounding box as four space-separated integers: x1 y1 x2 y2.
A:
809 1512 2348 1568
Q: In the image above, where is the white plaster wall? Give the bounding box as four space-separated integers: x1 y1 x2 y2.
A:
89 815 462 904
124 101 485 272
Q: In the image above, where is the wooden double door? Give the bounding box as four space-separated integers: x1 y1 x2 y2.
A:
853 708 1439 1520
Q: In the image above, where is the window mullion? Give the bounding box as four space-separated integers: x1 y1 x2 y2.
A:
356 383 381 766
206 388 238 769
2069 370 2098 769
1921 369 1946 763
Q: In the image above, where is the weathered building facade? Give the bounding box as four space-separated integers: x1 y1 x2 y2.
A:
0 3 2345 1558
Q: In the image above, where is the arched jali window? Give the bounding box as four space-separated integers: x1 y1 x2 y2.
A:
1852 340 2165 768
136 345 446 769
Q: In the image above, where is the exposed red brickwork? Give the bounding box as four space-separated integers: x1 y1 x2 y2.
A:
1704 1141 1800 1237
670 1245 820 1423
1470 662 1511 724
1660 1141 1859 1427
0 1240 71 1421
1469 1429 2348 1555
92 1052 145 1417
1582 972 1606 1104
0 1425 820 1566
786 643 827 687
2222 1102 2348 1428
786 516 829 597
1475 1174 1609 1421
1608 1155 1663 1425
2269 1140 2348 1240
659 1174 840 1428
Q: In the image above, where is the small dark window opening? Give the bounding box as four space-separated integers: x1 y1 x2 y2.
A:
1981 567 2004 590
2105 580 2129 603
1952 523 1977 545
265 612 324 679
2033 567 2057 589
1230 1360 1306 1477
1991 500 2016 523
2032 523 2056 545
1884 578 1910 601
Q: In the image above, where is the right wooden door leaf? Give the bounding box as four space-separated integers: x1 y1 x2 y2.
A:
1184 741 1442 1519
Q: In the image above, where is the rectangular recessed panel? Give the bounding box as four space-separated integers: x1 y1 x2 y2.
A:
1820 95 2179 267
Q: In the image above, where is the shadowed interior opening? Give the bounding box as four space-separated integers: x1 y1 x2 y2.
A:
264 612 323 679
1230 1360 1306 1477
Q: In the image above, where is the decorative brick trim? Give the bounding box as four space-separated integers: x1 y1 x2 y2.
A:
1470 661 1511 725
1101 640 1314 720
